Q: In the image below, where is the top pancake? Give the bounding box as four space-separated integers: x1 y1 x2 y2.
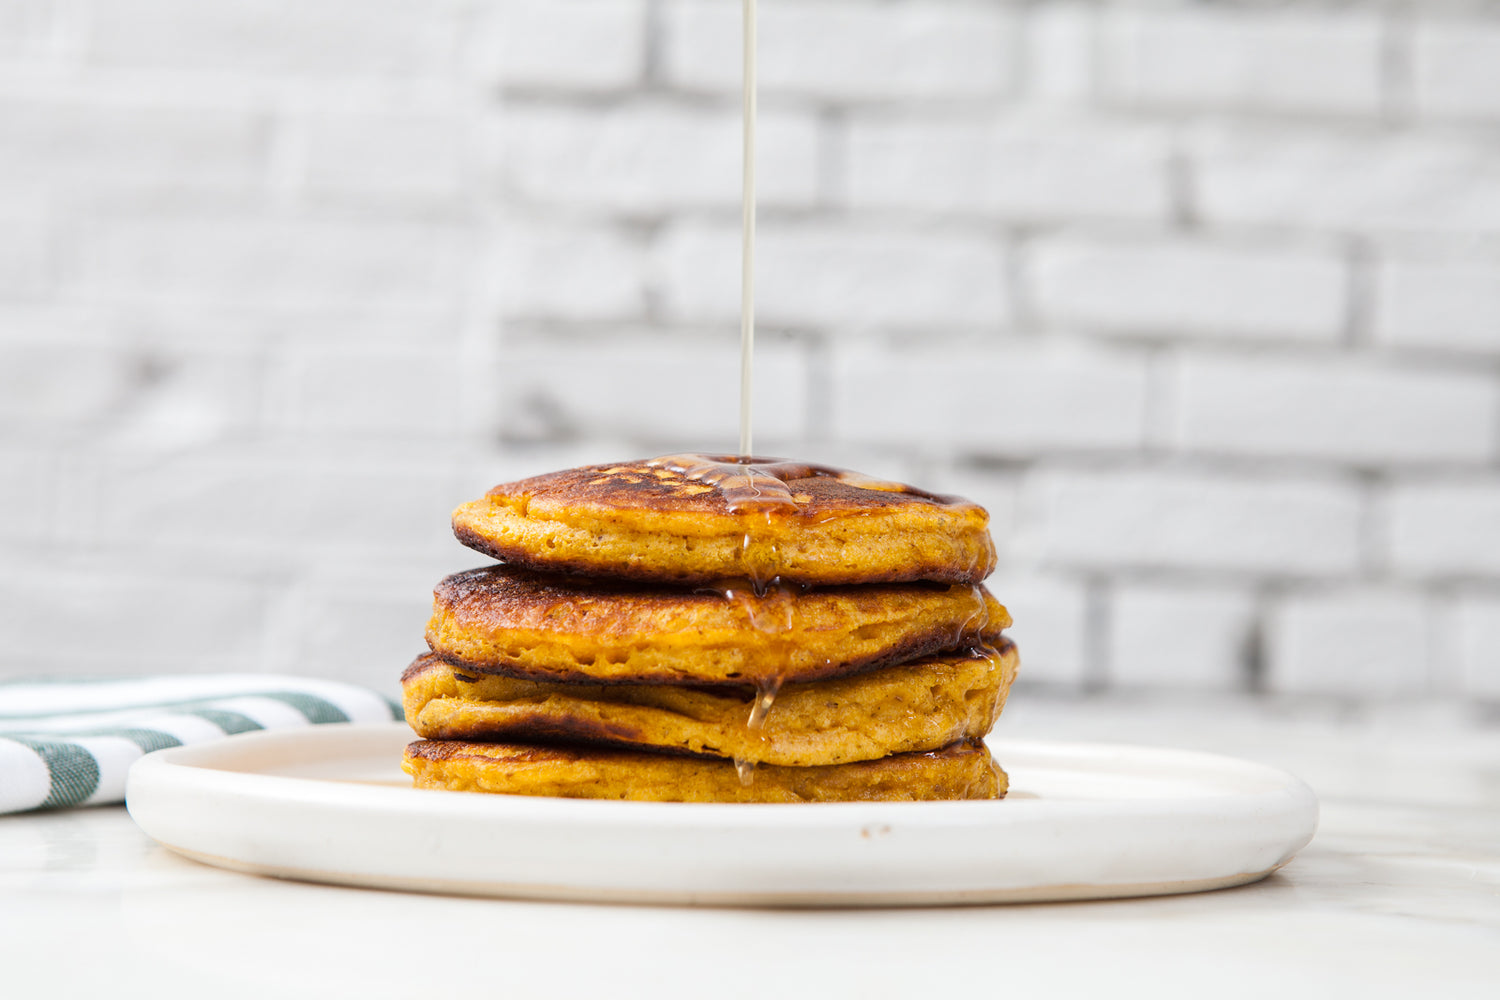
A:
451 455 998 586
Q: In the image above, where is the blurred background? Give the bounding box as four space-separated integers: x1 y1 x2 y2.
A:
2 0 1498 705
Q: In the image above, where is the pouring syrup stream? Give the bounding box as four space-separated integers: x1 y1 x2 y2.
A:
739 0 757 459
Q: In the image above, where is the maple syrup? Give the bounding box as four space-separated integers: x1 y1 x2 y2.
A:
739 0 758 459
692 1 998 786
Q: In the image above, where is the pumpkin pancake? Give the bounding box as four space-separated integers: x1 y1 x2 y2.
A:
426 565 1010 686
403 738 1005 803
402 639 1017 767
450 455 997 586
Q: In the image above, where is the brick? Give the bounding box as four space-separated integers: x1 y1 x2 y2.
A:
0 335 261 446
97 448 463 558
99 352 263 451
0 337 126 433
283 111 464 203
663 0 1014 102
1191 126 1500 236
1375 252 1500 355
503 102 818 213
847 112 1170 224
0 448 50 543
1025 468 1362 576
286 579 435 687
1175 355 1497 465
1108 583 1255 690
1265 589 1431 696
0 99 264 194
0 202 51 297
655 221 1009 329
1029 236 1346 342
831 344 1148 455
84 0 467 78
476 0 645 91
981 571 1089 689
74 213 469 310
498 220 646 322
1023 1 1096 103
0 2 51 53
1100 7 1383 116
0 561 267 672
1413 19 1500 120
266 348 468 436
1448 597 1500 698
1388 482 1500 578
497 337 809 448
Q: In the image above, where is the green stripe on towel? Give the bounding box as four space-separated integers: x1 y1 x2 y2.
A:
9 737 101 809
260 692 350 725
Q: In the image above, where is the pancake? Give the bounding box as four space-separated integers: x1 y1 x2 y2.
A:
402 639 1018 767
402 738 1005 803
426 565 1010 685
451 455 997 586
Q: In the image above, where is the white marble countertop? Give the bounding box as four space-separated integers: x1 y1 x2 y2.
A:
3 694 1496 1000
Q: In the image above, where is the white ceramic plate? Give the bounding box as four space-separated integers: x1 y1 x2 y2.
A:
125 723 1317 907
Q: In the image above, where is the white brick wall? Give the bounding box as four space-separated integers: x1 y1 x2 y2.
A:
662 0 1015 102
477 0 646 92
279 110 466 204
847 113 1171 223
0 558 270 674
0 448 51 544
1413 19 1500 121
266 348 470 436
1266 589 1432 697
502 101 819 212
498 219 647 322
74 213 472 309
1190 127 1500 236
496 337 811 447
1375 251 1500 355
1099 7 1384 117
1448 597 1500 698
1174 355 1497 466
1388 482 1500 579
6 0 1500 702
1025 468 1363 577
84 0 469 79
0 209 51 297
1108 582 1256 690
832 344 1148 455
655 221 1009 329
0 98 265 194
1023 2 1095 104
1028 236 1347 341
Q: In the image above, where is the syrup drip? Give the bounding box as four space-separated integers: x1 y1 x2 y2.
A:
739 0 757 459
746 675 783 730
703 577 794 782
641 454 993 785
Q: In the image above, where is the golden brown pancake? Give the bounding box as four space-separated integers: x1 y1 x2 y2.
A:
403 738 1005 803
451 456 997 586
402 640 1018 767
426 565 1010 686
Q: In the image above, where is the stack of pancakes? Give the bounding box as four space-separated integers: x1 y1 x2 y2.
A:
401 457 1018 803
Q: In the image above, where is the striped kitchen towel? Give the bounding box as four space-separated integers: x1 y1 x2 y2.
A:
0 674 402 814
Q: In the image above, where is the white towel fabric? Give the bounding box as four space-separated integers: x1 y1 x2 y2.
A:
0 674 401 813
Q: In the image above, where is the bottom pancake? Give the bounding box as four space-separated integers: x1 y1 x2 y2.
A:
402 641 1017 767
403 739 1006 803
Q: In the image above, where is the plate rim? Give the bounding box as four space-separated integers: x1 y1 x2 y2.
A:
125 722 1319 906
